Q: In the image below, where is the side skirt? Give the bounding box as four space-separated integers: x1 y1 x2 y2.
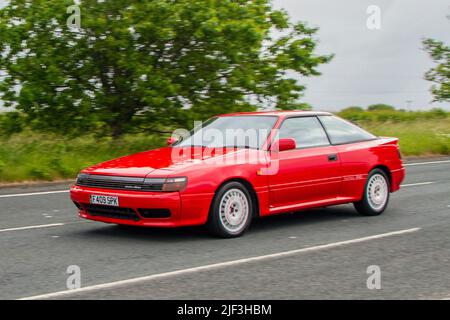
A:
268 197 358 215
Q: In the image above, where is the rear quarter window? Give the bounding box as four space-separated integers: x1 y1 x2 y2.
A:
318 115 376 145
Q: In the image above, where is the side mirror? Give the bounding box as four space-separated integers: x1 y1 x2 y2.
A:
167 137 178 146
270 138 296 152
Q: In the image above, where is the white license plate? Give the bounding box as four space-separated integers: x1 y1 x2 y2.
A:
90 195 119 207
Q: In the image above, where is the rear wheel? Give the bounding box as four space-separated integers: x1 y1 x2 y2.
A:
354 169 390 216
207 182 253 238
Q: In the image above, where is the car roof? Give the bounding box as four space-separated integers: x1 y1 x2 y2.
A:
217 110 332 118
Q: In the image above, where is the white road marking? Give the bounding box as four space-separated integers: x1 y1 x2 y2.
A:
404 160 450 166
401 182 434 187
0 223 64 233
0 190 69 198
19 227 420 300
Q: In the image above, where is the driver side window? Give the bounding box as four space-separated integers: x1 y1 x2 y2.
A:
279 117 330 149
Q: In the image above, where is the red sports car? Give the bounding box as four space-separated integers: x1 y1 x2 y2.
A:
70 111 405 237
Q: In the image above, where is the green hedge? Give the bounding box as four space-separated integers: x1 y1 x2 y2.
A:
337 108 448 122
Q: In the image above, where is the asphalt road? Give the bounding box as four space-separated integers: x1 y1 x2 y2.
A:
0 159 449 300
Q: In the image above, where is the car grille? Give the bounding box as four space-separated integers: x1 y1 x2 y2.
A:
84 204 140 221
76 174 164 191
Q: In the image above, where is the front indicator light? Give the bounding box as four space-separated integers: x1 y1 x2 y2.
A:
162 177 188 192
76 173 89 184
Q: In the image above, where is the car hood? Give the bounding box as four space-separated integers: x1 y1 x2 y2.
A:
82 146 252 177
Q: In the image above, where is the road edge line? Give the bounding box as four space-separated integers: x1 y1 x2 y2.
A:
404 160 450 166
19 227 421 300
0 190 69 198
0 223 65 233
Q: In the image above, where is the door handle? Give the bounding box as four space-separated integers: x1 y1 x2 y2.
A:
328 154 338 161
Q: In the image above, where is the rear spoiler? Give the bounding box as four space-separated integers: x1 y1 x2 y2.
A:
378 136 399 145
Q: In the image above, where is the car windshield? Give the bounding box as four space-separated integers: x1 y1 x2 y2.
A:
174 116 278 149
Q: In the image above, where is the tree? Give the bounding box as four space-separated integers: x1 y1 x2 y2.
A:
279 102 312 111
0 0 332 138
423 38 450 102
367 104 395 111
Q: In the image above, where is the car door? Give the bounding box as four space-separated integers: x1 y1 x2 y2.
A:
268 116 342 210
318 115 378 200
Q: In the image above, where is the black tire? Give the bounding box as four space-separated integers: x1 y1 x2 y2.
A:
206 181 253 238
354 168 390 216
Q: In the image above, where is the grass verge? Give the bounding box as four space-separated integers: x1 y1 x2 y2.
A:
0 133 164 182
355 118 450 156
0 117 449 183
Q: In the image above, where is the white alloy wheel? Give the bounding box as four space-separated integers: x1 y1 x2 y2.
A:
366 173 389 211
218 188 250 234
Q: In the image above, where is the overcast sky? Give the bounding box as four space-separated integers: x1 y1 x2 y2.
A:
1 0 449 111
273 0 450 111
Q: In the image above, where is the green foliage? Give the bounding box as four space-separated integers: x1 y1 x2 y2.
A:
337 109 450 156
367 104 395 111
0 112 24 136
279 103 312 110
358 118 450 156
338 108 449 122
0 0 331 137
423 38 450 102
341 106 365 112
0 132 165 182
0 110 449 182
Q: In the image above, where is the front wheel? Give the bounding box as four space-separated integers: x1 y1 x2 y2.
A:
207 182 253 238
354 169 390 216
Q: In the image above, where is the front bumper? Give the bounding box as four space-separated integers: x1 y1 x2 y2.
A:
70 185 214 227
